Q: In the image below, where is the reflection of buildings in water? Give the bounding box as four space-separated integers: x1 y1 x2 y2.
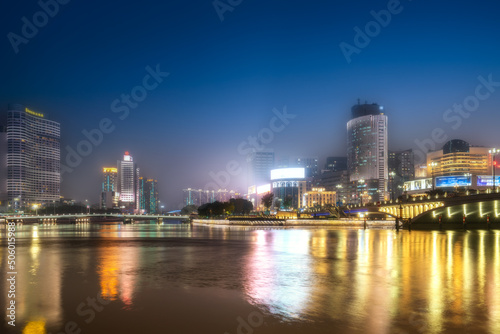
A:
14 226 62 332
97 242 139 309
98 247 120 301
243 230 313 319
119 246 139 309
22 319 47 334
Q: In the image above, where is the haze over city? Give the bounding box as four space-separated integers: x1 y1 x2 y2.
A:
2 0 500 209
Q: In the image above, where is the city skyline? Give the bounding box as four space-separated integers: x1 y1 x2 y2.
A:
2 0 500 209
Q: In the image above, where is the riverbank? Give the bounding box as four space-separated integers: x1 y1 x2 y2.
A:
192 218 397 228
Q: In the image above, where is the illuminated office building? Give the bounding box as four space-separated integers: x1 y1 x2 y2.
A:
117 152 136 209
101 167 118 209
293 157 319 177
427 139 491 177
347 102 388 202
6 104 60 209
139 177 158 214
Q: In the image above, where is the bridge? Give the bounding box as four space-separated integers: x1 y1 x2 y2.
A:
346 191 500 229
1 213 190 224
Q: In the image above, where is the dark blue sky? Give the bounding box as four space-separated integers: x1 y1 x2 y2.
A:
2 0 500 209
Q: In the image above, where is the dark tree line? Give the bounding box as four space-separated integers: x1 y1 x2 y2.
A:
198 198 253 217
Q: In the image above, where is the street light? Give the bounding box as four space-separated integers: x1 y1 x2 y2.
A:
489 148 498 192
430 162 438 190
32 204 38 216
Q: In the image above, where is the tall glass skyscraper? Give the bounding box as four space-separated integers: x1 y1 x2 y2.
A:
7 104 60 209
347 102 388 202
117 152 136 209
138 177 158 214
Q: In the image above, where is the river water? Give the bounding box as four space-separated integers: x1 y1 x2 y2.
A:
1 222 499 333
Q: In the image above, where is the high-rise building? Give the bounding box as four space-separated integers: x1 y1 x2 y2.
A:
117 152 136 209
388 149 415 199
6 104 60 210
139 177 159 214
293 157 319 177
324 157 347 172
101 167 118 209
248 150 275 186
347 102 388 202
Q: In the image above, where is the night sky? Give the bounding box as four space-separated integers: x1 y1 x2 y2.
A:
2 0 500 209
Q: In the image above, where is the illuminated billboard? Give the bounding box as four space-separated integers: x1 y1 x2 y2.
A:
477 176 500 187
270 168 305 180
435 175 471 188
257 184 271 194
404 178 432 191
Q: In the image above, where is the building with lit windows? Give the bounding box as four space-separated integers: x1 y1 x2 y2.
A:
271 167 306 210
347 102 388 202
427 139 491 177
292 157 319 177
101 167 118 209
117 152 136 210
301 188 336 209
6 104 60 210
324 157 347 172
424 139 494 191
139 177 158 214
388 149 415 199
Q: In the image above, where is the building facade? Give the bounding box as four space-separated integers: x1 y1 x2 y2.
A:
388 149 415 199
301 188 336 209
248 150 275 186
324 157 347 172
6 104 60 210
100 167 118 209
427 140 491 178
293 157 319 177
117 152 136 209
347 102 388 202
139 178 159 214
271 167 306 210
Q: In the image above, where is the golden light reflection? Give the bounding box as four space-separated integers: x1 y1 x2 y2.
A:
22 320 46 334
98 248 120 301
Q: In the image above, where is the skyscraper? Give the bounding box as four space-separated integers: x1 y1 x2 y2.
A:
117 152 136 210
248 150 275 186
138 177 159 214
347 102 388 202
6 104 60 210
101 167 118 209
293 157 319 177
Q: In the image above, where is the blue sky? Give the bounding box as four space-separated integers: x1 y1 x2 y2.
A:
2 0 500 209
